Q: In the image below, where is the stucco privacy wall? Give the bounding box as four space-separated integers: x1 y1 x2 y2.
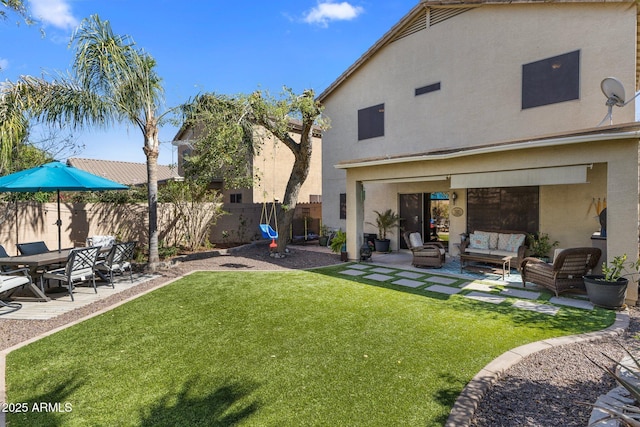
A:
321 1 637 230
0 202 323 254
343 138 639 303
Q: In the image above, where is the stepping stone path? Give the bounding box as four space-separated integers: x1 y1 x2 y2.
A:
464 292 507 305
425 285 462 295
334 263 598 316
392 278 424 288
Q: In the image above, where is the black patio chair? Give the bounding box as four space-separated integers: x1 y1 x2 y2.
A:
16 241 50 255
95 241 136 287
41 246 100 301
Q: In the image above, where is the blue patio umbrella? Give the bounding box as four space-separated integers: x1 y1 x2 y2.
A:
0 162 129 251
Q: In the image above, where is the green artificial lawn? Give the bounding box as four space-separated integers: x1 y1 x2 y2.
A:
5 268 614 426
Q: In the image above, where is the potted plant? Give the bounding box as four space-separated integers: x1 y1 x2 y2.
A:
527 232 559 262
319 225 330 247
367 209 400 252
584 254 639 309
329 229 348 261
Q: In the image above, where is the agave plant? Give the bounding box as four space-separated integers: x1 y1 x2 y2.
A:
586 342 640 426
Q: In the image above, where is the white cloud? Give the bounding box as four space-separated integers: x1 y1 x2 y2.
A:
0 58 9 71
29 0 78 30
303 2 364 27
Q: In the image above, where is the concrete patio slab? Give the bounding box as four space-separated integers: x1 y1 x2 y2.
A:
550 296 594 310
348 263 371 270
396 271 424 280
425 285 462 295
425 276 457 285
500 288 541 300
392 278 424 288
363 273 394 282
1 274 158 320
370 267 397 274
464 292 506 305
339 269 368 277
462 282 494 292
512 300 559 316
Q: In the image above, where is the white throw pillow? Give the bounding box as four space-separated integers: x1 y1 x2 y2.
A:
409 233 423 248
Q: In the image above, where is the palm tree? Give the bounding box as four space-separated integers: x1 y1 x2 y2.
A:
0 14 170 269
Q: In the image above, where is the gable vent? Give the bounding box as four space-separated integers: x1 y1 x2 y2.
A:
429 8 472 27
392 10 428 42
392 7 473 43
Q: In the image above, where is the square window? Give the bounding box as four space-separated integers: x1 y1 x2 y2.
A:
358 104 384 140
522 50 580 109
230 193 242 203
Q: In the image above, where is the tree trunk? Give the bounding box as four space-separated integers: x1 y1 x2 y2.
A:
276 129 312 255
144 124 160 270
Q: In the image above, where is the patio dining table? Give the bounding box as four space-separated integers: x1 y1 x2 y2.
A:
0 247 110 302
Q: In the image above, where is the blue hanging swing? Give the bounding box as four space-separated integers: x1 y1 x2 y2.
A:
259 199 278 249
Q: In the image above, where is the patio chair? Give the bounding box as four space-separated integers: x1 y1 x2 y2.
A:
41 246 100 301
403 231 446 268
0 245 13 272
95 241 136 286
16 241 49 255
521 247 601 296
0 268 32 315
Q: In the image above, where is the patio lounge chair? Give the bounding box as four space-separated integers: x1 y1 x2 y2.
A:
95 241 136 286
521 247 602 296
0 268 32 315
403 231 446 268
41 246 100 301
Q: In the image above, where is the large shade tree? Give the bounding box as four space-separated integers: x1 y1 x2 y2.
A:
181 87 327 255
0 14 170 269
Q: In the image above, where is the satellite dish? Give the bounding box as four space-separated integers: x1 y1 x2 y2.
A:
597 77 634 126
601 77 626 107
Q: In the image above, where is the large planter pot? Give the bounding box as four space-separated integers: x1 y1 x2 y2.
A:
584 275 629 310
318 236 328 247
374 239 390 252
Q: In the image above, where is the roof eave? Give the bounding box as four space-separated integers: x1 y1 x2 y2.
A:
335 124 640 169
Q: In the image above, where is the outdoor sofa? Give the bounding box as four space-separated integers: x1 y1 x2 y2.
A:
459 230 527 271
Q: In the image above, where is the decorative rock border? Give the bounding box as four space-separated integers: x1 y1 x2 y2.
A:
445 310 630 427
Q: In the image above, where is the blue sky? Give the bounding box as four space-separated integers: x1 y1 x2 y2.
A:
1 0 418 165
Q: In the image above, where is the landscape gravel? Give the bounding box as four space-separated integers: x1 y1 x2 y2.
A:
1 241 637 425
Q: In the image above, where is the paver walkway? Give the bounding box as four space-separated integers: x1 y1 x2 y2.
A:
337 261 594 315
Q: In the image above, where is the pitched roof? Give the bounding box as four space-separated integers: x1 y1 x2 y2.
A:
67 158 181 186
317 0 640 102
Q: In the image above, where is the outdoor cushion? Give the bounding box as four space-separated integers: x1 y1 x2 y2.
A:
469 233 490 250
505 234 526 252
409 233 423 248
476 231 499 249
497 233 512 251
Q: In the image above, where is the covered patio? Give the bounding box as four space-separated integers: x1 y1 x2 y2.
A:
341 125 640 305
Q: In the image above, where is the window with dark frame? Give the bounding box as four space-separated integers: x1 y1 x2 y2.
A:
358 103 385 140
466 187 539 233
339 193 347 219
230 193 242 203
522 50 580 109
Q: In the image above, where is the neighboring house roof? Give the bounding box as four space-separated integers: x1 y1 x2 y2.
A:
335 122 640 168
67 158 181 186
317 0 640 102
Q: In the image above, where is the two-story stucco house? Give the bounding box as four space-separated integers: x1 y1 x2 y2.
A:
319 0 640 302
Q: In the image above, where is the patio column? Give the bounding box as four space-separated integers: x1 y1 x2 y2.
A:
346 177 364 260
606 139 639 305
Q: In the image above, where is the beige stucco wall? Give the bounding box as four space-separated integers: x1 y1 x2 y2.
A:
253 129 322 204
322 2 637 229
